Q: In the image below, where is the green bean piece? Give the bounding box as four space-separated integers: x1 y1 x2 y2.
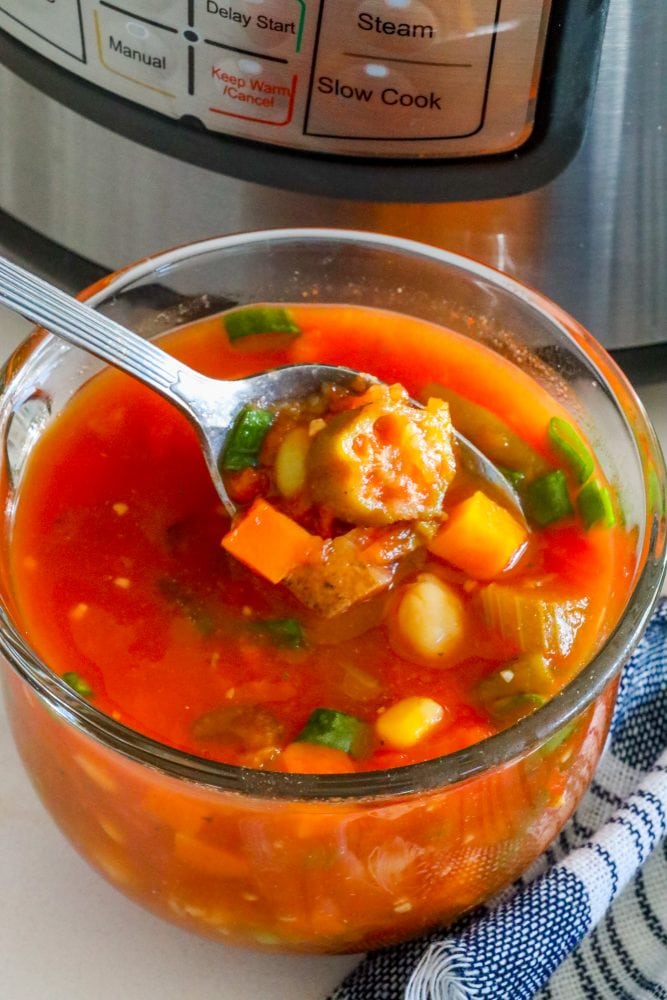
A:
577 478 616 528
548 417 595 484
251 617 305 648
296 707 372 758
221 406 274 471
475 653 553 725
476 653 553 702
423 384 550 480
525 470 573 526
62 672 93 697
499 466 526 489
488 693 547 725
224 306 301 343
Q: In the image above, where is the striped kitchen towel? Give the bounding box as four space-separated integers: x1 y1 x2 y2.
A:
330 598 667 1000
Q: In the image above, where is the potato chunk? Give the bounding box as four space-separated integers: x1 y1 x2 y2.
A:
286 529 395 617
307 385 456 526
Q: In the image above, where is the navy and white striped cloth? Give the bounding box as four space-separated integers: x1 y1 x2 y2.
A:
330 598 667 1000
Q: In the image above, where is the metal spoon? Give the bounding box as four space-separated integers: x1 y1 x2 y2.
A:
0 255 522 518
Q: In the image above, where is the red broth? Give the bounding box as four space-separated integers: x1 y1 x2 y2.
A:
2 304 635 951
10 305 632 771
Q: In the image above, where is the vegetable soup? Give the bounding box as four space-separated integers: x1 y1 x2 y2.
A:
3 301 636 951
10 305 632 774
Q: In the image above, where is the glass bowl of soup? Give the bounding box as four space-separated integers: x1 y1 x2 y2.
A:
0 229 665 954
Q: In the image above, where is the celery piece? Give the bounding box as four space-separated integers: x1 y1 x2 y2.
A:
577 478 616 529
296 707 371 758
223 306 300 344
548 417 595 484
251 617 305 648
525 470 573 526
62 672 93 697
221 406 274 471
478 585 589 656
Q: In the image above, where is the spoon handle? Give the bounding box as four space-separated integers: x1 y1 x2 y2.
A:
0 256 204 411
0 257 525 522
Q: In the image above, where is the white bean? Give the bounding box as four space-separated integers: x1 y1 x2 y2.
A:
274 426 310 498
392 573 464 664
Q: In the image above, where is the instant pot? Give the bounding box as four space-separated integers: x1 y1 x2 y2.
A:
0 0 665 372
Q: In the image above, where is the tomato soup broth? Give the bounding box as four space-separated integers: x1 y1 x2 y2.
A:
4 304 633 950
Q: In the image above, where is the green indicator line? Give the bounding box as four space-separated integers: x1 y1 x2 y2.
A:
295 0 306 52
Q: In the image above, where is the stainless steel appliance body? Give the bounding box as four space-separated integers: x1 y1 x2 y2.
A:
0 0 604 200
0 0 665 359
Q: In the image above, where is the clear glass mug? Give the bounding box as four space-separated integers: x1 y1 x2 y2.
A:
0 230 665 953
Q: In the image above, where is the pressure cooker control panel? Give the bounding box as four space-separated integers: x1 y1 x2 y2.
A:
0 0 553 159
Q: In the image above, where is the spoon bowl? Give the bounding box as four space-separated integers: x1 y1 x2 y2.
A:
0 255 522 518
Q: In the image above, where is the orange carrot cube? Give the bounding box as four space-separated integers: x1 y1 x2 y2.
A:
222 498 322 584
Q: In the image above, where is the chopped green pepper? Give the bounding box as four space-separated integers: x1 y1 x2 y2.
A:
223 306 301 344
296 707 372 758
251 617 305 648
577 478 616 528
221 406 274 471
525 470 573 526
62 672 93 697
548 417 594 484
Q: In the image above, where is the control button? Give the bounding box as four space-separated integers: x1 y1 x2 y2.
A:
352 1 439 57
200 49 297 125
244 0 305 52
306 0 498 140
198 0 306 55
0 0 85 60
95 7 185 94
307 55 485 139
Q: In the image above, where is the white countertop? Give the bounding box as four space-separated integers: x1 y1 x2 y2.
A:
1 306 665 1000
